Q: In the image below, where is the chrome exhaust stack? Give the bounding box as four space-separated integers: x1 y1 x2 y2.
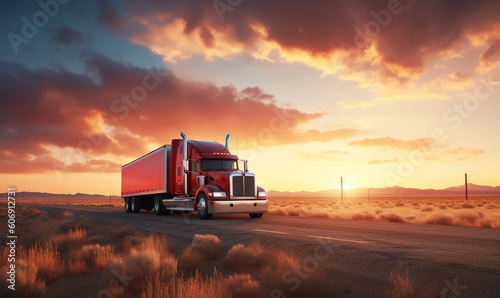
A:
180 132 189 196
225 134 230 149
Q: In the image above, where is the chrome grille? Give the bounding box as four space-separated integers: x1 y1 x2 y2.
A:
231 174 256 198
244 176 255 197
233 176 244 197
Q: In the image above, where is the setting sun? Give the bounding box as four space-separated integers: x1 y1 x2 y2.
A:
1 1 499 297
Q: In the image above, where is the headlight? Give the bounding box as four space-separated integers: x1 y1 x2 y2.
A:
212 192 227 198
258 191 267 198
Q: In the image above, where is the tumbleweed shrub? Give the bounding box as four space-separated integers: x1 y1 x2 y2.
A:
189 234 222 260
68 244 115 275
424 214 455 226
351 212 376 221
52 227 88 253
379 213 406 223
224 273 260 298
102 248 178 296
179 234 223 273
224 242 265 273
135 234 171 258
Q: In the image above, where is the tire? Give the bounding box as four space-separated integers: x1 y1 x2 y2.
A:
249 213 263 218
154 196 167 215
125 197 131 213
196 193 212 220
131 197 141 213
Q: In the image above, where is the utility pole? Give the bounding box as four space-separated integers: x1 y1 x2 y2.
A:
465 173 468 201
340 176 344 202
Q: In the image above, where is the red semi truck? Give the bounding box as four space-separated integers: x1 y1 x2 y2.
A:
121 132 268 219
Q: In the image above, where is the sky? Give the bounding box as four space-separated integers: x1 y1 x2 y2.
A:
1 0 500 195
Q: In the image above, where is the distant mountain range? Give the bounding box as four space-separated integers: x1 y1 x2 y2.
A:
268 184 500 198
1 184 499 199
0 192 121 199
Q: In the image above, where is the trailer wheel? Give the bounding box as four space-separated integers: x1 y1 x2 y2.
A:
154 196 167 215
125 198 132 213
131 197 141 213
196 193 212 220
249 213 263 218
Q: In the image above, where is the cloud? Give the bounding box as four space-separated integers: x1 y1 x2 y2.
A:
480 38 500 62
98 0 126 32
348 136 436 151
365 158 398 165
430 147 483 162
478 38 500 72
0 151 120 174
0 54 356 174
49 25 92 46
123 0 500 91
298 149 349 161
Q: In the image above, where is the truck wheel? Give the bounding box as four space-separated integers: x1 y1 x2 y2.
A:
154 196 167 215
196 193 212 220
125 198 131 213
249 213 263 218
131 197 141 213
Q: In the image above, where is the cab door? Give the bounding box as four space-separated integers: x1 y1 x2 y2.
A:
188 160 200 195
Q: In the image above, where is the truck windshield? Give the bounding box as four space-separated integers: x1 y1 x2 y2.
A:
201 159 238 170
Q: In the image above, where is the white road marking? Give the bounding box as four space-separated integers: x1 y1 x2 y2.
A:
308 235 371 244
253 229 290 235
253 229 370 244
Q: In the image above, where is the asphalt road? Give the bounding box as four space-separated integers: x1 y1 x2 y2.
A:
34 204 500 297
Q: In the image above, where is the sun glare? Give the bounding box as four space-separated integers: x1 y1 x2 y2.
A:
343 183 353 190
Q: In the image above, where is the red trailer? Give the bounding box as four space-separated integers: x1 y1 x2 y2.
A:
121 132 268 219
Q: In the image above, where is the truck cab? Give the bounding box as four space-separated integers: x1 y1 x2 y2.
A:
168 133 268 219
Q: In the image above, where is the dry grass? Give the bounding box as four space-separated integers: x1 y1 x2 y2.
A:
425 214 455 226
1 205 333 297
352 212 376 221
224 242 265 272
10 201 484 296
18 242 62 282
0 260 46 297
68 244 115 275
179 234 223 273
142 271 227 298
189 234 222 260
379 213 406 223
268 196 500 228
102 248 178 295
224 273 260 298
135 234 171 258
52 227 88 253
462 202 475 208
142 240 330 297
385 263 415 298
223 243 330 297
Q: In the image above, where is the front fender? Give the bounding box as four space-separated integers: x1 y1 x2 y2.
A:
195 184 228 202
257 185 267 199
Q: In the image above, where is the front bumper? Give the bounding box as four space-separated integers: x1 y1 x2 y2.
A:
207 199 268 214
